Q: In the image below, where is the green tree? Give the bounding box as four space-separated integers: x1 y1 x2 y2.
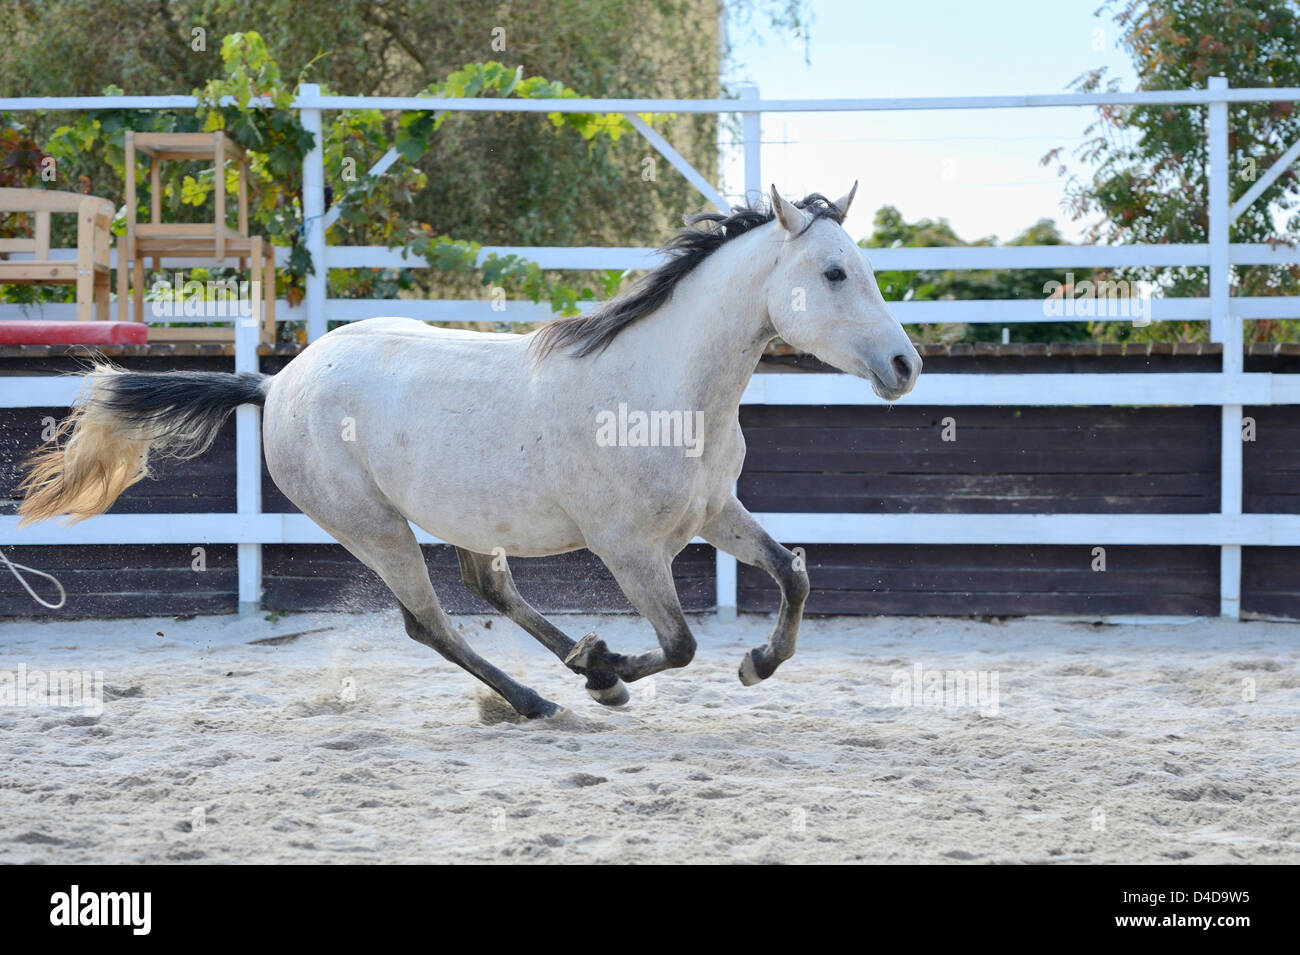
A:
1047 0 1300 343
861 206 1095 344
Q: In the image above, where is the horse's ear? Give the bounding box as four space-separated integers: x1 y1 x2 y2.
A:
770 184 807 234
832 181 858 221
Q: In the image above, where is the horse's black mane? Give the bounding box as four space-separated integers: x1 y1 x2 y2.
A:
532 192 845 360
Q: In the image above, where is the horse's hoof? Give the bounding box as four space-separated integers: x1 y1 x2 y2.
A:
476 687 564 723
525 700 566 720
586 674 630 707
517 693 565 720
738 647 776 686
564 631 605 670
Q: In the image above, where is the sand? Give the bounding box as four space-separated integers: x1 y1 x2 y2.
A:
0 609 1297 864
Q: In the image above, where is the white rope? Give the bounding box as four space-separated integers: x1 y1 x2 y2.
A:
0 547 66 610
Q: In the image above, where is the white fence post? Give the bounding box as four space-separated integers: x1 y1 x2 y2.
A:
299 84 328 342
1209 76 1242 618
235 297 262 614
715 87 761 620
716 484 739 623
740 84 762 205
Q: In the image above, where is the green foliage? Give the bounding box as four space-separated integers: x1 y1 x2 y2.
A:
392 61 669 162
861 206 1095 344
1 35 654 329
0 0 739 248
404 231 628 320
370 59 658 318
0 119 46 188
1051 0 1300 343
193 32 316 303
1 1 794 333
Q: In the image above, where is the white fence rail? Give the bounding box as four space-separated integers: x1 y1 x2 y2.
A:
2 79 1298 618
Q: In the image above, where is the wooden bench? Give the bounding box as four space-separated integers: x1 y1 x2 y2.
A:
0 188 115 321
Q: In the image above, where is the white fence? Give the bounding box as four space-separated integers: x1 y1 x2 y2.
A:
2 79 1299 618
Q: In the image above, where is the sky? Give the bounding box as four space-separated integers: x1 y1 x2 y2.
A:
720 0 1138 243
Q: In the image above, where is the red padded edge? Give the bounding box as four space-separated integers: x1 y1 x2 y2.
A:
0 321 149 345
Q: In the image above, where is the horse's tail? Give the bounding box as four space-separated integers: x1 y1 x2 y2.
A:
17 362 271 527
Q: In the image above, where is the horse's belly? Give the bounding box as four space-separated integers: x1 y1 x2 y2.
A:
397 484 587 557
358 405 587 556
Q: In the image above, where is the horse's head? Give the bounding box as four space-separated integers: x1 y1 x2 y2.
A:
763 184 921 401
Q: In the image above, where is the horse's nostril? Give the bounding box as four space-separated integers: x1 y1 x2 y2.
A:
892 353 913 381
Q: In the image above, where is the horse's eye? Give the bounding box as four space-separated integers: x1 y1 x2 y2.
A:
824 266 846 282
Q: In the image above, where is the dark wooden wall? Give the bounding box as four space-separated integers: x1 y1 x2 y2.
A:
738 405 1220 514
1242 404 1300 617
261 543 716 615
738 544 1219 617
0 544 238 617
3 346 1299 619
736 403 1223 616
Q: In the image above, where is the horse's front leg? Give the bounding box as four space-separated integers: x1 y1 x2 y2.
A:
564 550 696 683
700 495 809 685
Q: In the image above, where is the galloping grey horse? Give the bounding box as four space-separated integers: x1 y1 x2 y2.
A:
19 185 921 719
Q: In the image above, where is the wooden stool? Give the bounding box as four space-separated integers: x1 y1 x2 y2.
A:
118 131 276 343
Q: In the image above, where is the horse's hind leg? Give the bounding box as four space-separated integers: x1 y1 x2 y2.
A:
455 548 630 707
563 548 696 684
321 514 562 720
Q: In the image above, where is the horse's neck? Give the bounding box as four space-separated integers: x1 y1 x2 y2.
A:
612 225 776 419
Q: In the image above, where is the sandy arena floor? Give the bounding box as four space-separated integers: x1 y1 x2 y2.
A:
0 610 1297 864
